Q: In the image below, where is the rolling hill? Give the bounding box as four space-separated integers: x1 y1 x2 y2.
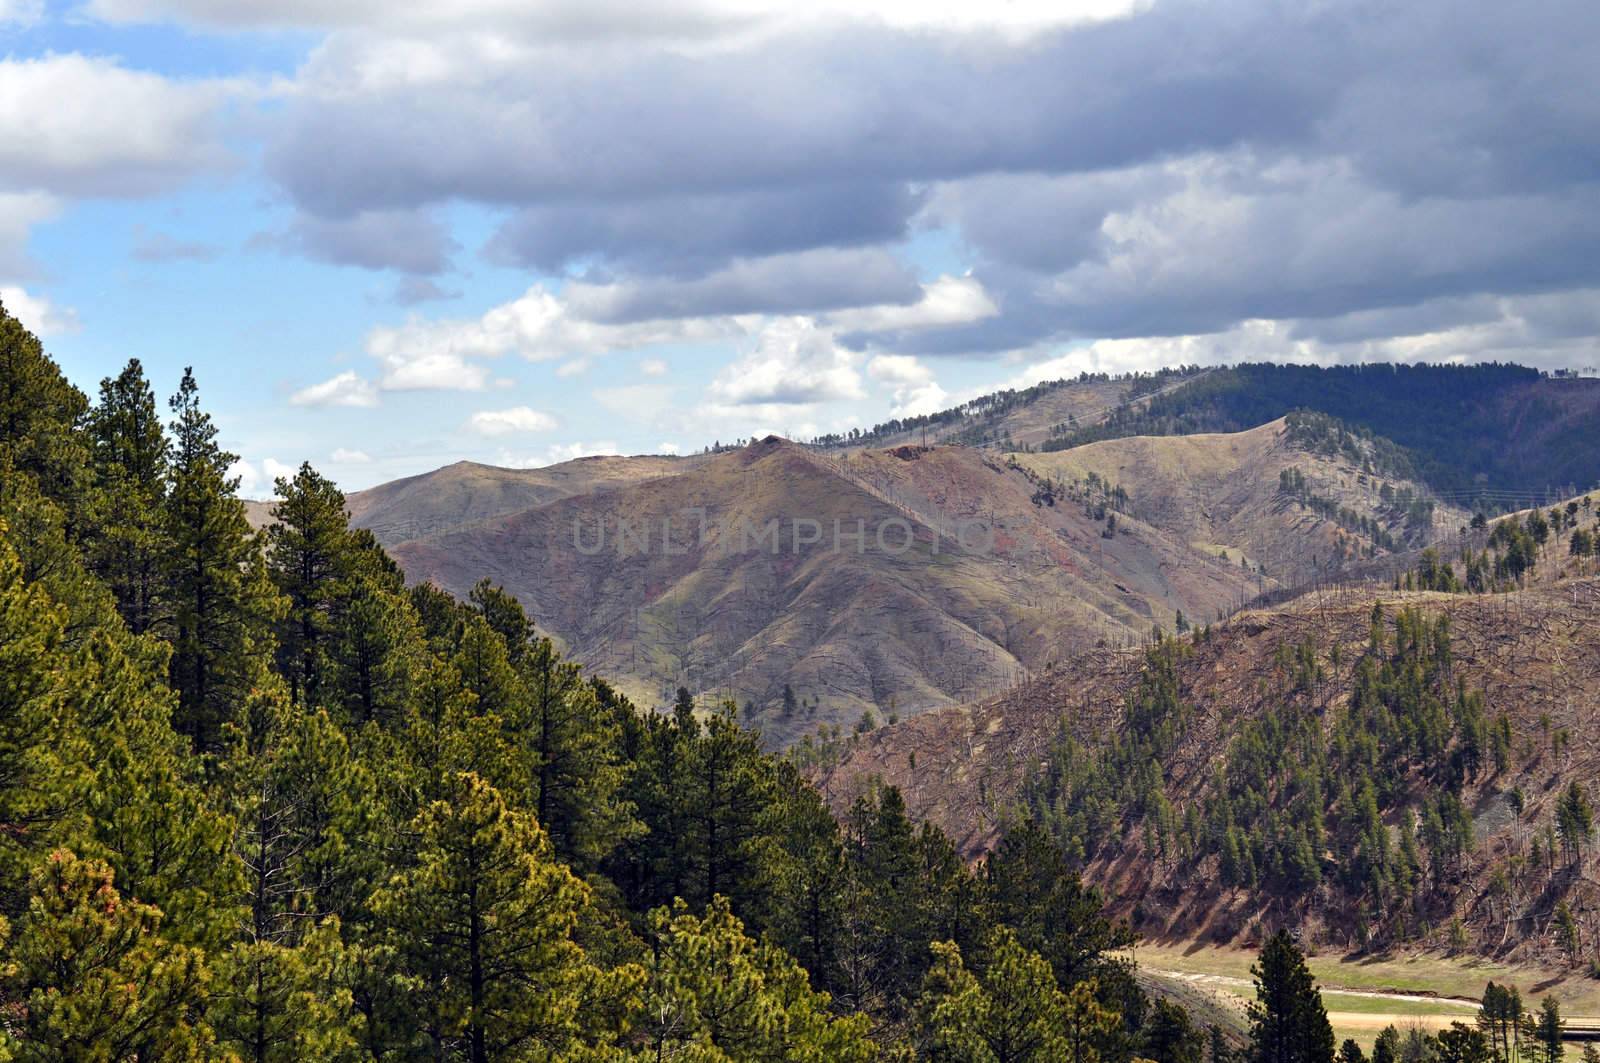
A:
1013 415 1469 587
386 436 1264 741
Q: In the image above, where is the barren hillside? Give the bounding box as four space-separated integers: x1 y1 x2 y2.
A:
390 436 1261 741
1012 418 1468 586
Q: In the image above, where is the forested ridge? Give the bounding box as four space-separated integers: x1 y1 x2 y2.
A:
0 307 1198 1057
1038 363 1600 501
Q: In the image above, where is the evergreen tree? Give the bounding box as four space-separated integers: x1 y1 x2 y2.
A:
983 819 1134 988
164 368 275 750
1555 783 1594 866
212 919 361 1063
1248 931 1335 1063
268 462 355 710
1437 1024 1493 1063
84 358 172 635
920 926 1121 1063
0 303 91 532
0 526 91 912
1147 999 1207 1063
78 629 241 953
633 895 872 1061
1534 998 1564 1063
370 773 624 1061
513 631 636 872
1 850 213 1060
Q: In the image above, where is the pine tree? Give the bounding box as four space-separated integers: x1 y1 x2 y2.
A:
84 358 172 635
268 462 356 711
1248 931 1335 1063
634 895 872 1061
983 819 1134 988
514 634 636 872
213 920 361 1063
370 773 623 1061
919 927 1119 1063
0 525 91 911
1437 1023 1493 1063
1555 782 1594 866
1534 998 1564 1063
164 368 275 750
0 303 91 532
1147 998 1207 1063
2 850 213 1060
680 701 777 912
78 628 241 953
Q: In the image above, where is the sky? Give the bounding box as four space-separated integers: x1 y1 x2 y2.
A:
4 0 1599 495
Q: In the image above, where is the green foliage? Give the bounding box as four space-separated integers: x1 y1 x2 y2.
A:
633 895 874 1062
1248 931 1334 1063
369 772 628 1060
164 368 278 751
0 529 89 910
1 850 213 1060
919 928 1119 1063
0 307 1171 1059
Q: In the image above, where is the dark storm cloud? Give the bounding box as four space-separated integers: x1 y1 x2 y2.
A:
264 0 1600 355
269 209 459 275
486 183 923 277
563 248 921 323
269 2 1328 215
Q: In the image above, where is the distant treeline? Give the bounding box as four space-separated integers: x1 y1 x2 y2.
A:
1041 363 1600 501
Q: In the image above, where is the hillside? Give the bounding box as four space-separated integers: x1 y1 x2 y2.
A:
1012 416 1469 587
389 436 1263 741
242 454 700 540
344 454 702 545
817 574 1600 966
1043 364 1600 501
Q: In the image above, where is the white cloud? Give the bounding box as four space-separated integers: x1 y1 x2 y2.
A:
263 457 297 483
361 285 737 389
657 441 680 455
0 0 43 25
331 447 372 463
87 0 1139 39
496 440 620 468
465 406 558 436
0 54 229 197
0 285 79 336
706 317 862 406
0 192 60 275
290 370 380 407
825 275 997 334
868 353 948 417
227 458 263 498
594 384 676 422
639 357 668 376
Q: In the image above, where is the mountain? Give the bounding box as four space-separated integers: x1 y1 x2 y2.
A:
813 367 1208 452
386 436 1264 741
243 454 701 539
817 565 1600 963
1013 414 1469 587
343 454 704 546
1044 363 1600 501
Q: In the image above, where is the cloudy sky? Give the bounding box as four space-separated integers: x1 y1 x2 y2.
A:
5 0 1599 493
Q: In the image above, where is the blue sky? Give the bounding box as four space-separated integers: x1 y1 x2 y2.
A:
5 0 1599 495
